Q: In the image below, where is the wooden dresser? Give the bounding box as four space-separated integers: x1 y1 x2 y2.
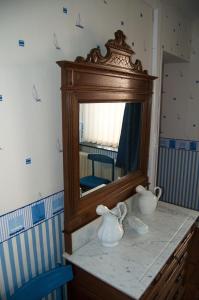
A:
68 225 196 300
65 204 199 300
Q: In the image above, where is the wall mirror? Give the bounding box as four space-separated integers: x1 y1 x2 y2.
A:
57 30 156 253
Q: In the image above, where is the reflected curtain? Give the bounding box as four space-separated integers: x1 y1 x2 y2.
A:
116 103 141 174
80 103 125 148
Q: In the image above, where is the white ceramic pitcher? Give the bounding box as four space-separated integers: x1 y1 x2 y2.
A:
136 185 162 215
96 202 127 247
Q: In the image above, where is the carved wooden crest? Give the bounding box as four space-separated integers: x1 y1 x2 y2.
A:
75 30 147 74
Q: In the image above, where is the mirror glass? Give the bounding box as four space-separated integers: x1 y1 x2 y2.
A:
79 102 142 197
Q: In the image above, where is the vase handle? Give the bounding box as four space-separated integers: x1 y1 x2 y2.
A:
117 202 127 224
154 186 162 200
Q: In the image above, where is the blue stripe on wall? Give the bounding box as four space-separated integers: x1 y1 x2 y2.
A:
157 139 199 211
16 236 26 285
7 239 18 293
0 243 10 300
31 227 39 276
38 225 46 273
45 222 52 270
23 231 33 279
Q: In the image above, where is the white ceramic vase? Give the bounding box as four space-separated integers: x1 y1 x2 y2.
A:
136 185 162 215
96 202 127 247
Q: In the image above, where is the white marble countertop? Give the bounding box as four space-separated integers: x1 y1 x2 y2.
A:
63 202 199 299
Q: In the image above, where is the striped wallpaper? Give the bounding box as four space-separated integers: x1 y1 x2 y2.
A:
157 138 199 211
0 192 65 300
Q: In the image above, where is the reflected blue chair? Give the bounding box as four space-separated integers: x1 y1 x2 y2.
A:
9 265 73 300
80 153 115 191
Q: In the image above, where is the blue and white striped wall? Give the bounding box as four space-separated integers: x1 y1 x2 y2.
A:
0 192 65 300
157 138 199 211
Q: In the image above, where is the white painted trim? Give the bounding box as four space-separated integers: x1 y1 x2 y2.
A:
148 7 163 189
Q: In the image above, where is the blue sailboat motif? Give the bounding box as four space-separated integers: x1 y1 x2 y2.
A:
76 13 84 29
32 84 41 102
53 32 61 50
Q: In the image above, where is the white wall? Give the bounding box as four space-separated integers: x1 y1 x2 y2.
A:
161 4 191 60
147 1 192 187
0 0 154 215
160 18 199 140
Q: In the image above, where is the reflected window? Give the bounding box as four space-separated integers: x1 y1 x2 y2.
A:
80 103 125 148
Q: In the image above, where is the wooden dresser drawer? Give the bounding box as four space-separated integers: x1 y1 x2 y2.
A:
173 229 195 262
160 257 186 300
141 227 196 300
142 256 186 300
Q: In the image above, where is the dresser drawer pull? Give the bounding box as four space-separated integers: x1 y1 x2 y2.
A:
154 263 168 283
174 251 188 265
175 274 183 283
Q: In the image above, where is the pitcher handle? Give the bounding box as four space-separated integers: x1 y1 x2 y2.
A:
117 202 127 224
154 186 162 200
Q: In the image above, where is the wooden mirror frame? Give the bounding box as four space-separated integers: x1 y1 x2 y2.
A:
57 30 156 251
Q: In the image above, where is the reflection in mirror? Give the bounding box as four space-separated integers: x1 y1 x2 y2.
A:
79 102 141 197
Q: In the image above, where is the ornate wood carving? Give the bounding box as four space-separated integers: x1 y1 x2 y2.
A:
75 30 147 74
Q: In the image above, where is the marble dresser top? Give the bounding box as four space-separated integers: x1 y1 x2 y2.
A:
63 202 199 299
